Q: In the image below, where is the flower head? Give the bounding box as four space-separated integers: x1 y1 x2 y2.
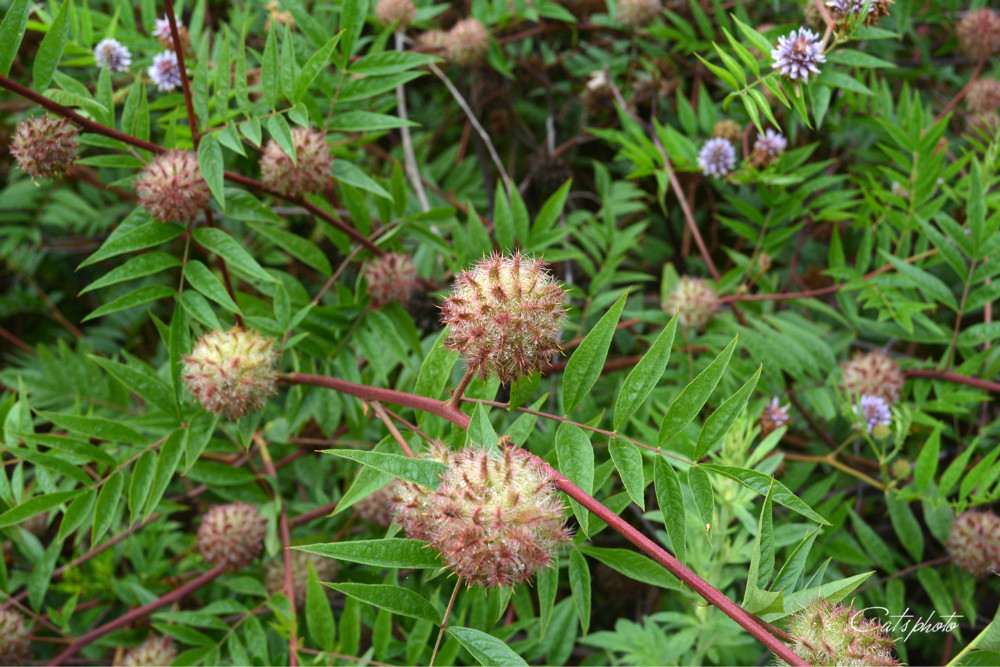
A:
663 276 720 332
697 137 736 177
117 635 177 667
749 128 788 168
840 349 903 405
0 608 30 664
446 18 490 66
853 394 891 435
441 252 567 383
712 119 742 144
826 0 872 16
94 38 132 71
148 51 184 92
376 0 417 29
135 150 211 223
771 28 826 82
616 0 662 28
419 438 571 588
10 116 78 180
182 327 279 419
391 442 457 540
946 510 1000 579
957 9 1000 61
760 397 790 435
260 126 332 198
967 79 1000 114
153 15 190 50
265 551 338 606
355 485 395 527
364 252 419 308
781 599 898 667
197 502 267 570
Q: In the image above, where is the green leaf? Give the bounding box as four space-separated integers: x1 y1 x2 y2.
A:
322 449 446 488
688 465 714 533
32 0 71 89
880 250 957 311
323 583 440 624
332 161 390 199
128 450 157 523
699 464 830 524
0 0 30 76
184 260 241 313
886 494 923 561
555 422 594 528
328 110 418 132
568 550 591 635
80 220 185 267
261 26 279 109
57 487 96 542
144 429 185 518
579 547 681 590
294 32 341 103
306 562 335 651
192 227 275 283
614 316 677 430
467 402 498 449
0 491 80 528
817 70 873 96
295 539 444 569
82 285 176 321
563 291 628 413
349 51 439 76
827 49 895 69
653 457 686 562
914 426 940 492
448 627 528 667
79 252 180 295
658 336 737 447
37 410 146 444
609 438 645 510
249 223 332 275
339 0 368 58
693 365 760 460
197 133 226 211
537 563 557 639
93 470 123 543
90 354 177 415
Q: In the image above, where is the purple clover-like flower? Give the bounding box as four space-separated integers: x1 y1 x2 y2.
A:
94 38 132 72
697 137 736 178
853 394 891 434
827 0 873 15
148 51 183 92
154 16 173 41
754 129 787 158
771 28 826 82
766 397 790 426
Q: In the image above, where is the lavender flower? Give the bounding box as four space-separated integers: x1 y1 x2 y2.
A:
153 16 173 41
826 0 873 15
771 28 826 82
754 129 787 158
697 137 736 177
148 51 183 92
765 397 790 426
93 39 132 72
853 394 891 434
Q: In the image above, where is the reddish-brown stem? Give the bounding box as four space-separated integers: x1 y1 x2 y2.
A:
370 401 415 457
292 500 340 527
936 59 984 122
49 565 227 666
0 324 33 354
163 0 198 144
447 368 476 408
904 369 1000 395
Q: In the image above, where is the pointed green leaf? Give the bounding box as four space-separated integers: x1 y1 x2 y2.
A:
197 132 226 211
322 449 446 488
699 464 830 524
82 285 175 321
37 411 146 444
609 438 645 509
448 626 528 667
323 583 440 624
563 291 628 413
295 539 444 569
193 227 275 283
555 422 593 527
90 353 177 416
32 0 71 89
568 549 591 636
654 457 686 562
659 336 737 446
614 316 677 430
0 491 80 528
694 365 761 460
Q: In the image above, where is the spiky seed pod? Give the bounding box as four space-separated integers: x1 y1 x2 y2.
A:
376 0 417 29
759 397 790 436
116 635 177 667
957 9 1000 61
424 438 571 588
663 276 720 332
10 116 79 180
446 18 490 66
391 442 456 540
967 79 1000 114
355 485 395 527
712 119 742 144
364 253 419 307
182 327 279 419
781 599 898 667
197 502 267 570
135 150 211 223
0 608 30 664
839 350 903 405
616 0 662 28
265 551 339 606
946 510 1000 579
260 126 332 198
440 252 567 383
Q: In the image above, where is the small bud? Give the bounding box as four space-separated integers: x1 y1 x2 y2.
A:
946 510 1000 579
712 119 743 144
663 276 720 332
967 79 1000 115
182 327 279 419
116 635 177 667
781 599 898 667
616 0 662 28
260 126 332 198
840 350 903 405
0 608 30 664
446 18 490 66
890 458 910 480
376 0 417 30
391 442 456 541
957 9 1000 61
364 252 419 308
265 551 339 606
440 251 567 383
135 150 211 224
759 397 790 435
197 502 267 570
10 116 79 180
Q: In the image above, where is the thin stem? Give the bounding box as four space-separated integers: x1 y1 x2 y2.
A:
163 0 198 144
429 581 462 667
394 32 430 213
904 369 1000 395
370 401 415 457
447 368 476 408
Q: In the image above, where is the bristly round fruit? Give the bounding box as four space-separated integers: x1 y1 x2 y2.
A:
424 438 571 588
182 327 279 419
440 251 567 383
390 442 456 541
260 126 332 198
0 608 30 664
375 0 417 29
967 79 1000 114
135 150 211 223
446 18 490 66
957 9 1000 61
364 252 419 308
116 635 177 667
616 0 662 28
197 502 267 570
355 484 395 527
839 349 903 405
265 551 339 606
662 276 720 332
10 115 79 180
946 509 1000 579
712 119 742 144
781 599 898 667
